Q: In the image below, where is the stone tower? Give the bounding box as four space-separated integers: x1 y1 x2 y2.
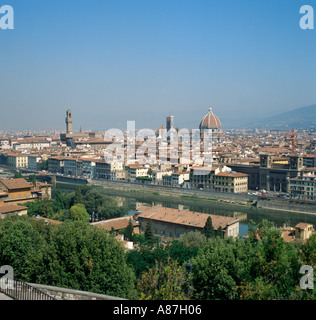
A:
65 109 73 134
166 115 174 132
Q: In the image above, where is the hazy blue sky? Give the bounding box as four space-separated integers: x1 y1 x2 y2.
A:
0 0 315 131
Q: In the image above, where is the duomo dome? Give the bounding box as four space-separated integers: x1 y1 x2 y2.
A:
199 106 223 142
199 106 222 130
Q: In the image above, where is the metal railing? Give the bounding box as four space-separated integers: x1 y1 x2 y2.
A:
0 278 56 300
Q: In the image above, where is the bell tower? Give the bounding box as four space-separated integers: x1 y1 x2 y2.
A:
66 109 73 134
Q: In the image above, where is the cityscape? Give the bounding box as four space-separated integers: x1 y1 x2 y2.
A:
1 107 316 200
0 0 315 310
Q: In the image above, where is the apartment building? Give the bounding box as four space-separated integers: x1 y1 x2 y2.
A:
96 161 124 180
28 155 42 171
2 152 29 169
189 165 232 189
125 164 148 182
162 172 190 187
290 175 316 201
213 172 249 193
47 156 64 174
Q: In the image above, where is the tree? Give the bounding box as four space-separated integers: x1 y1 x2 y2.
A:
14 170 23 178
144 220 155 245
0 215 137 299
179 231 207 247
39 159 48 171
216 226 224 239
124 219 134 241
147 168 153 177
245 227 301 299
25 199 41 217
301 234 316 266
52 187 66 213
138 259 188 300
73 187 83 205
82 190 117 214
70 203 89 222
38 190 54 218
41 220 137 298
132 233 147 246
28 174 36 185
98 205 128 220
0 216 48 283
201 216 215 239
191 237 246 300
166 240 199 265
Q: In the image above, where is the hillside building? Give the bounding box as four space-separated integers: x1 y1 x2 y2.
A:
135 205 239 241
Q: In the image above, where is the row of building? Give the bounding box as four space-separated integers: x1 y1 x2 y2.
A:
0 108 316 199
2 148 316 199
0 177 314 246
0 178 51 217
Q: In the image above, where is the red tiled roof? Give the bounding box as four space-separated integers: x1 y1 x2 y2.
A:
91 216 138 231
136 206 238 230
0 204 28 214
33 216 62 225
0 178 32 190
295 223 313 230
215 172 248 178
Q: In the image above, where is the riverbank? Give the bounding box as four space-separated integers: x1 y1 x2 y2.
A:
88 179 316 216
56 181 316 234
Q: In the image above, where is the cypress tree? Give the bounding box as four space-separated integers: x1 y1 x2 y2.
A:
216 226 223 239
144 220 155 245
202 216 215 239
73 187 83 205
124 219 134 241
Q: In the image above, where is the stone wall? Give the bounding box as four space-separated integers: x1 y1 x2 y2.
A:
38 175 316 215
91 179 316 215
29 283 126 300
256 197 316 215
90 179 253 202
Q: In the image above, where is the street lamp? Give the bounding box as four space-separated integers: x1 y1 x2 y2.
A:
185 261 192 274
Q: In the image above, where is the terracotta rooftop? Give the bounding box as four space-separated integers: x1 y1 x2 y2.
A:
136 206 238 230
295 223 313 230
0 178 32 190
0 204 28 214
280 227 295 243
33 216 62 225
91 216 138 231
215 172 248 178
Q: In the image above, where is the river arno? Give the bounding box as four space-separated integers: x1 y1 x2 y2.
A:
57 183 316 237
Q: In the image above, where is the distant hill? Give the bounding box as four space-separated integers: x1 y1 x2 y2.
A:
223 104 316 129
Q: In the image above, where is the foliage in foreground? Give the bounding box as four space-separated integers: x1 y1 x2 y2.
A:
0 215 136 299
0 212 315 300
127 220 316 300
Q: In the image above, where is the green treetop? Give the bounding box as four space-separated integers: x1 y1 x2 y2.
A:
201 216 215 239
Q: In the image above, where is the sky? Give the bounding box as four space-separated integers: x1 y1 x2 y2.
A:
0 0 315 131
